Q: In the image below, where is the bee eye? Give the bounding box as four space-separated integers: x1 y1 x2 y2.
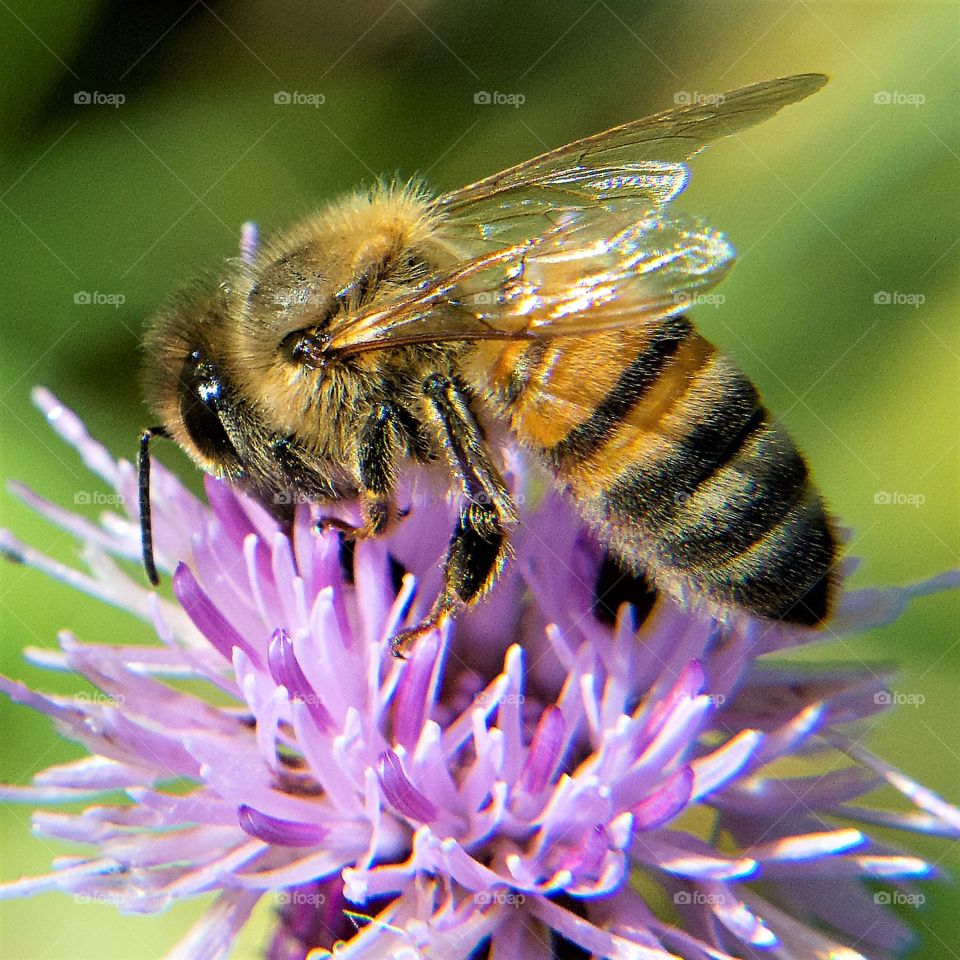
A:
179 351 240 464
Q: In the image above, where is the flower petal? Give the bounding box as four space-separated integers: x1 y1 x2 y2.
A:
377 751 439 824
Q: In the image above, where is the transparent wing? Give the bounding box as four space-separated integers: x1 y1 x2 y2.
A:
325 206 735 356
436 160 693 249
325 75 825 356
432 74 826 247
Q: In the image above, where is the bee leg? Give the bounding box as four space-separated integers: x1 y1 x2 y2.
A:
355 401 401 536
315 402 403 540
390 375 515 658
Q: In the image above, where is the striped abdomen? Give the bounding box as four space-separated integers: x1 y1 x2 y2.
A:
477 316 836 624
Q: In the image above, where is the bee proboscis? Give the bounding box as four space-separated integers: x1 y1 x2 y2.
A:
141 73 836 654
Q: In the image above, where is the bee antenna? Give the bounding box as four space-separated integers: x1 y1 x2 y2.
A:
139 426 170 587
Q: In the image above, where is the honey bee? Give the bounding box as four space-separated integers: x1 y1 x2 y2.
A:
141 73 836 654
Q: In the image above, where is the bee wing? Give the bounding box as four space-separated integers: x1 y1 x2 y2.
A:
434 74 826 245
324 207 735 355
325 74 826 357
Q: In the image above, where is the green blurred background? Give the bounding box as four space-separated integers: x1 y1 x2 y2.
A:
0 1 957 957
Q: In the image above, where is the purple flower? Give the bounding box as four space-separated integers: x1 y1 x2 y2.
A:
2 388 958 960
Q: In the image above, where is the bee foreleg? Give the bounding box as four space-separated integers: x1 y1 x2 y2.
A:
315 402 403 540
389 375 515 658
355 400 403 536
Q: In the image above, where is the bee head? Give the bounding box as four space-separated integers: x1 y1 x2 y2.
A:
140 285 256 582
143 285 250 482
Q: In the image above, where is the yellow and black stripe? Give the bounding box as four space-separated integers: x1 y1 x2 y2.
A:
495 318 835 625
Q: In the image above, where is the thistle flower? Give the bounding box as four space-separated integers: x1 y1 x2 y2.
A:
1 388 958 960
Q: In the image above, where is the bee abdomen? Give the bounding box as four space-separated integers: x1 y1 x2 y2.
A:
702 490 834 623
517 328 835 625
547 315 694 465
602 425 835 623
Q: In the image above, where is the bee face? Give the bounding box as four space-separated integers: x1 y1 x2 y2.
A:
141 74 838 652
159 333 364 516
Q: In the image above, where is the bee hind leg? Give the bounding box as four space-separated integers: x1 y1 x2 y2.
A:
390 375 515 659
